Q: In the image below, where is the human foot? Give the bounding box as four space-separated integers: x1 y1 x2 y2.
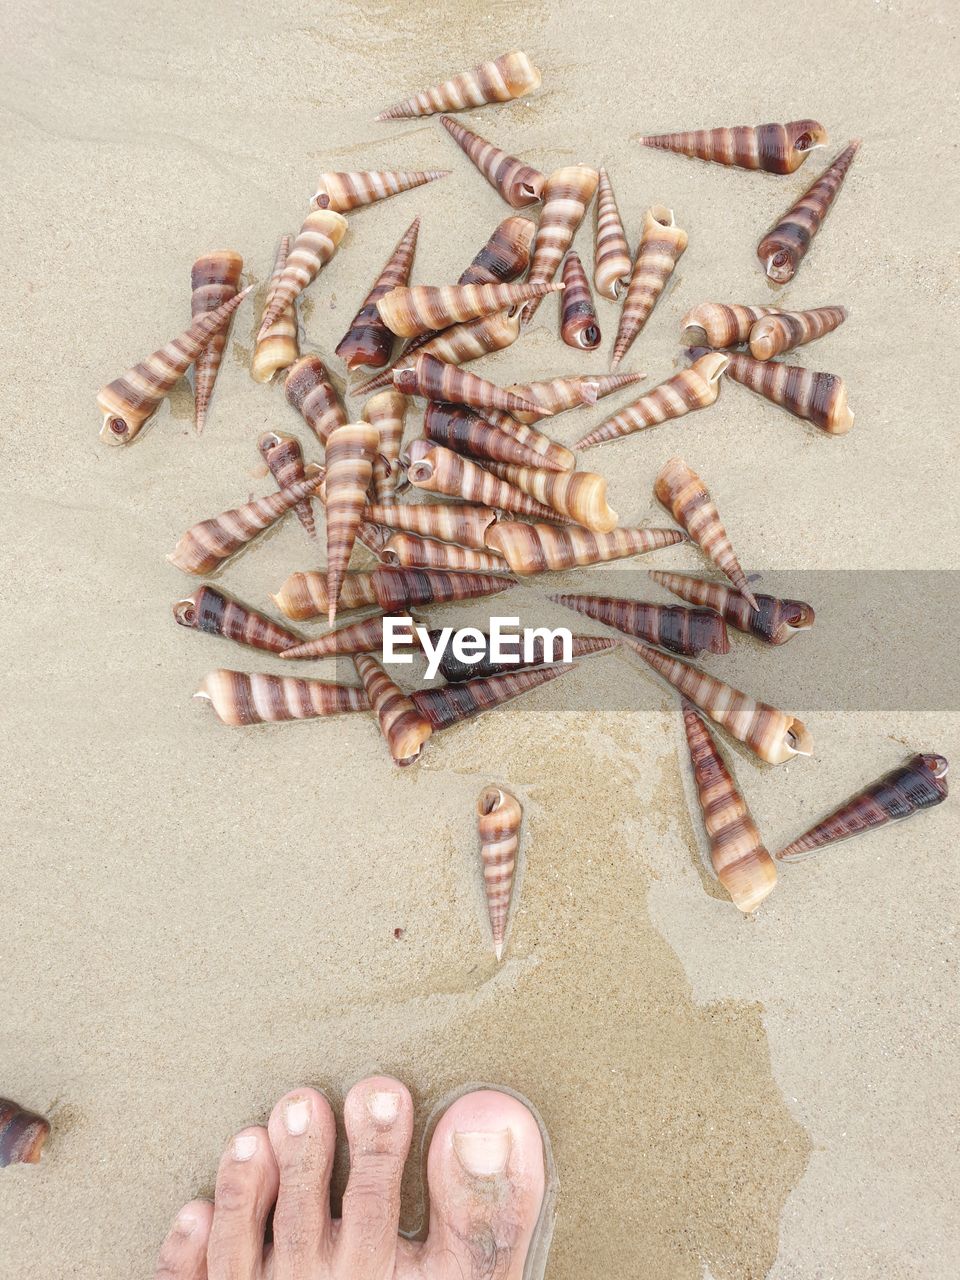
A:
154 1076 550 1280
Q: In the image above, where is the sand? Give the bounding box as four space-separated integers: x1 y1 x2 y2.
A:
1 0 959 1275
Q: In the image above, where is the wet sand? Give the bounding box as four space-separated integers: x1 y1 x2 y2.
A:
1 0 959 1276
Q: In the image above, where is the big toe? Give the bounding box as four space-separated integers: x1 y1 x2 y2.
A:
155 1199 214 1279
421 1089 549 1280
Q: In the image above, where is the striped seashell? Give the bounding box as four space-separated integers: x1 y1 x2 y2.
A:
0 1099 50 1168
574 353 728 450
594 167 632 300
423 401 552 469
476 410 576 472
524 165 600 321
477 786 523 960
324 424 379 622
655 456 757 610
272 566 514 622
681 704 778 913
258 431 316 539
377 279 562 339
628 640 812 765
362 390 408 501
426 631 614 683
284 355 348 447
776 754 949 862
406 443 572 522
749 305 848 361
280 612 394 660
395 353 543 417
378 531 507 573
168 473 324 576
191 249 243 430
354 653 433 766
312 170 448 212
500 375 595 423
485 521 685 574
649 571 816 645
560 251 601 350
410 663 575 730
681 302 781 349
481 462 618 532
335 219 420 370
377 50 542 119
362 500 497 549
439 115 545 208
706 346 854 434
638 119 827 174
195 669 369 726
252 237 300 384
98 287 252 445
356 308 523 394
758 140 861 283
460 215 536 285
173 585 302 654
551 592 729 656
259 209 348 331
612 206 688 367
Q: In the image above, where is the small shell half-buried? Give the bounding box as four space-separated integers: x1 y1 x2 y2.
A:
410 662 575 731
574 353 727 450
700 346 854 435
477 785 523 960
637 119 827 174
425 630 615 683
357 309 523 395
405 443 572 523
335 218 420 369
312 169 448 212
354 652 433 766
681 302 781 349
627 639 813 765
362 500 497 549
251 237 299 384
480 461 618 532
439 115 545 208
551 592 729 656
649 571 815 645
485 522 685 575
377 280 562 339
272 566 514 622
284 355 347 447
423 402 553 469
612 206 688 367
174 586 302 654
195 669 371 726
594 167 632 300
776 753 949 861
748 305 848 361
561 251 601 350
0 1099 50 1167
758 140 861 284
377 531 508 573
191 249 243 430
376 50 542 120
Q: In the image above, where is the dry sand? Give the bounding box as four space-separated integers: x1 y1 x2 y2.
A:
1 0 959 1276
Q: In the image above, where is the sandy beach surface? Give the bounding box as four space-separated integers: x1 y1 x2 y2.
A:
2 0 959 1275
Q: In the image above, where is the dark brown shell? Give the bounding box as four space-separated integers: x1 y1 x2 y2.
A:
258 431 316 539
426 631 615 682
0 1100 50 1167
638 120 827 174
410 663 574 730
335 218 420 369
758 140 861 283
423 402 552 469
440 115 545 208
173 585 302 654
560 251 601 350
649 571 815 645
551 592 729 656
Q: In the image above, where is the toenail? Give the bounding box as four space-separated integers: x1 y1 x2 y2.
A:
284 1098 311 1135
367 1091 401 1125
453 1129 512 1177
232 1133 259 1162
176 1208 199 1234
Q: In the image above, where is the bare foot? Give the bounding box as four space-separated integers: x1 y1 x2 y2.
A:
154 1076 550 1280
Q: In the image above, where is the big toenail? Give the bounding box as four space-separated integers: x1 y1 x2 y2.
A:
453 1129 512 1177
232 1133 259 1162
367 1091 401 1125
176 1208 199 1234
285 1099 311 1135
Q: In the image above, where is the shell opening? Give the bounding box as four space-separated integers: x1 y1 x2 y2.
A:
478 787 504 817
259 432 282 451
173 601 197 626
314 193 331 209
924 754 950 779
408 460 434 484
649 205 675 228
107 416 130 437
381 549 401 566
579 325 601 349
785 720 814 756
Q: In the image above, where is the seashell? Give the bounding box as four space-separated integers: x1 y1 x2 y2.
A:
424 402 553 469
480 462 618 532
439 115 545 208
354 653 433 766
259 209 348 331
323 424 379 623
173 585 302 654
594 167 633 300
649 571 815 645
362 500 497 549
523 165 600 321
168 473 324 576
703 346 854 435
0 1099 50 1167
195 669 369 726
500 371 647 428
284 355 348 447
638 119 828 174
476 786 522 960
356 309 523 394
612 206 688 367
377 280 563 340
258 431 316 539
312 170 448 212
681 704 778 913
475 410 576 472
748 305 848 361
429 631 616 683
460 215 536 285
335 219 420 370
280 612 394 660
776 753 949 861
252 237 300 384
395 353 544 417
406 444 571 522
191 249 243 430
560 252 601 350
410 662 574 730
272 566 513 621
551 592 729 656
758 140 861 283
377 50 542 120
485 521 685 574
654 456 757 610
574 353 728 450
378 531 507 572
362 390 408 501
681 302 780 349
98 287 252 445
628 640 812 765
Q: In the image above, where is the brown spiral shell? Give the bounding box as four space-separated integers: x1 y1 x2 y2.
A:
395 353 543 417
638 119 827 174
649 571 816 646
195 669 371 725
284 355 348 447
361 390 408 501
681 302 780 349
324 424 379 623
574 353 728 450
410 663 574 731
560 251 601 350
252 237 300 384
439 115 544 208
475 410 576 472
354 653 433 766
377 280 562 339
477 786 523 960
0 1100 50 1167
594 167 632 300
191 249 243 430
485 522 685 574
523 165 600 321
280 612 399 661
551 592 729 656
174 585 302 654
335 219 420 370
362 500 497 549
758 140 861 283
426 631 615 683
749 305 848 361
481 462 618 532
272 566 513 622
376 51 541 120
259 209 348 330
312 169 448 212
405 443 571 522
423 402 552 469
377 531 507 573
356 309 522 394
612 206 688 367
706 346 854 435
258 431 315 539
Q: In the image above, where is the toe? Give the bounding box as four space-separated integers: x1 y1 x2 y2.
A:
155 1199 213 1279
267 1088 336 1277
421 1090 547 1280
206 1126 279 1280
334 1074 414 1277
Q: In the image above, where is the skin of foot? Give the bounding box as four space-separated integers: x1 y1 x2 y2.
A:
154 1076 547 1280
